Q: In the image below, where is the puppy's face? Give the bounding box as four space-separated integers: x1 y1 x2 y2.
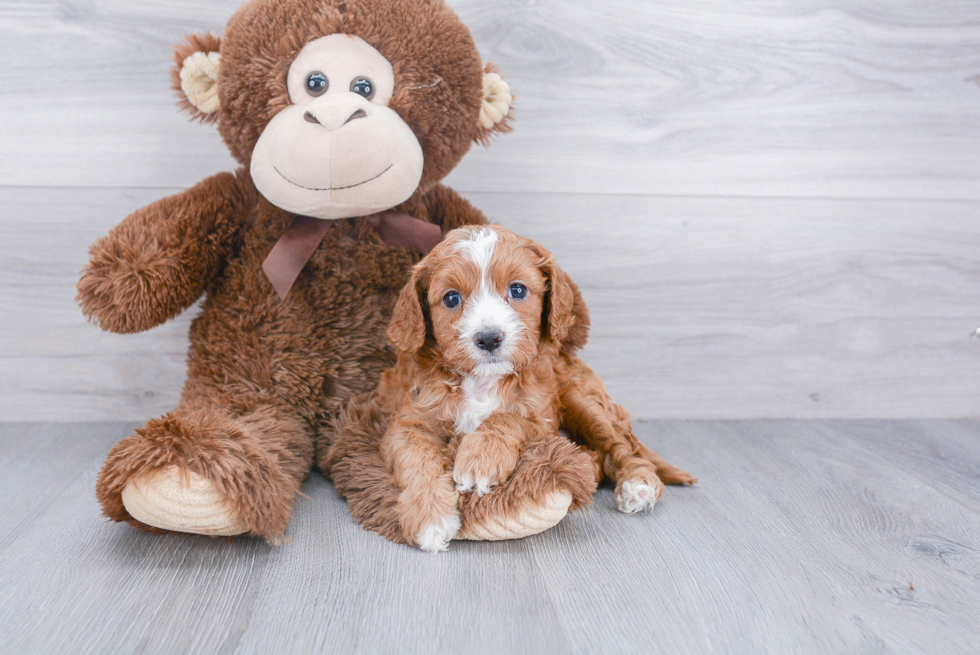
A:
427 227 545 377
388 225 580 377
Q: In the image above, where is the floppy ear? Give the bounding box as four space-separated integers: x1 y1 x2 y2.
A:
561 276 591 354
531 244 577 347
171 32 222 123
474 63 513 146
387 261 431 353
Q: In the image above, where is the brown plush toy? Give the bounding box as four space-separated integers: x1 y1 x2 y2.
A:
80 0 607 543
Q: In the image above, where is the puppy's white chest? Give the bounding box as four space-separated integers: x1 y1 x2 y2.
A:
454 375 502 435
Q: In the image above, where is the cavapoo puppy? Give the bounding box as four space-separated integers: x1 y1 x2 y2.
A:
379 225 695 552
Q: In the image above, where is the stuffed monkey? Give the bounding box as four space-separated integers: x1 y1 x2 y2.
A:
81 0 602 542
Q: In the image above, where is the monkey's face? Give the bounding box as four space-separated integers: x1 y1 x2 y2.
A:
172 0 515 217
249 35 424 219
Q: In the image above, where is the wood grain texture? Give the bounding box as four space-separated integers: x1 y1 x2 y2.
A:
1 420 979 654
1 0 979 420
530 420 980 654
3 187 978 421
812 419 980 514
0 0 978 198
0 422 136 549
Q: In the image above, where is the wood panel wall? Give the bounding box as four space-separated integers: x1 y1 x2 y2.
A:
1 0 978 420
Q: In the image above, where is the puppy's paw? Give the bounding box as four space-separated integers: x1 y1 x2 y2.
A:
615 477 663 514
453 432 519 496
453 470 495 496
416 513 462 553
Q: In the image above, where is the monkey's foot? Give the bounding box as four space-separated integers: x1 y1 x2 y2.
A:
455 490 572 541
121 466 248 536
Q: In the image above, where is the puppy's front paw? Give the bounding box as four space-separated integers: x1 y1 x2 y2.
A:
453 469 495 496
615 477 663 514
416 513 462 553
453 432 519 496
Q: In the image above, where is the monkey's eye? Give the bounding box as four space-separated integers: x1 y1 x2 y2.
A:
443 290 462 309
306 72 329 97
350 77 375 100
508 283 528 300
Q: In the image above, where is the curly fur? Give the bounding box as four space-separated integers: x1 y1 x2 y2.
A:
324 391 598 544
324 226 692 545
82 0 513 543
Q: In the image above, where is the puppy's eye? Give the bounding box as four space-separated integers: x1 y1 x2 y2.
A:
508 283 527 300
443 290 462 309
306 72 329 97
350 77 375 100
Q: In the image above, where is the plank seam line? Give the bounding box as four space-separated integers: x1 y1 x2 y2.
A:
2 184 980 205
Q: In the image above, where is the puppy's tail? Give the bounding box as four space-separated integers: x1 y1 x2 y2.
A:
637 442 698 485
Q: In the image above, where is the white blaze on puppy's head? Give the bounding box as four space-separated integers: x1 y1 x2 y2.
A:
454 228 524 378
454 227 498 276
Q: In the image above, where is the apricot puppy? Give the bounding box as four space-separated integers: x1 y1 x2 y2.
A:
377 226 572 551
379 225 695 552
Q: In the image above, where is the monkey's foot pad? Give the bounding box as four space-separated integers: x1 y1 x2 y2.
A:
121 466 248 536
455 490 572 541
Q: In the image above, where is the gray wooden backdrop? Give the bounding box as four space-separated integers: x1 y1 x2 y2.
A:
1 0 979 421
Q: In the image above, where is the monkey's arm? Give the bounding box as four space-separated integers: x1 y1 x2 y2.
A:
77 170 252 334
423 184 489 234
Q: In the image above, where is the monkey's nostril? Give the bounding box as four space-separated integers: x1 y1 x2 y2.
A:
304 111 320 124
344 108 368 125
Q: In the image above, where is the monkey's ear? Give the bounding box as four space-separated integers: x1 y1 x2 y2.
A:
171 32 222 123
475 63 513 146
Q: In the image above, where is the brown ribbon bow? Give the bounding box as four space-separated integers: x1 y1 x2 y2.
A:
262 212 443 301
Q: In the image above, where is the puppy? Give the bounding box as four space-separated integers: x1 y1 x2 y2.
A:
380 225 694 552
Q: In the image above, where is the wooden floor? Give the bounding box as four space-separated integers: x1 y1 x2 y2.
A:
2 420 979 654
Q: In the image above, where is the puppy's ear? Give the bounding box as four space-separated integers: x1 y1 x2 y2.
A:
172 32 222 123
531 244 577 347
561 276 591 353
387 261 431 353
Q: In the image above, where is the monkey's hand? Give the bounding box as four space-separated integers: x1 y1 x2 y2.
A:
422 183 489 235
78 171 249 334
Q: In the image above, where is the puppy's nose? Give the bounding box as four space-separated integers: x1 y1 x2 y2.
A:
475 329 504 353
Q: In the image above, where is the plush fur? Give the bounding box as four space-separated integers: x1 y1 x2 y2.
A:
82 0 691 544
383 226 589 550
327 226 695 546
80 0 597 542
323 390 598 544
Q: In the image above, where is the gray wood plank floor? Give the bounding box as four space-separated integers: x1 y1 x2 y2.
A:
2 421 979 654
